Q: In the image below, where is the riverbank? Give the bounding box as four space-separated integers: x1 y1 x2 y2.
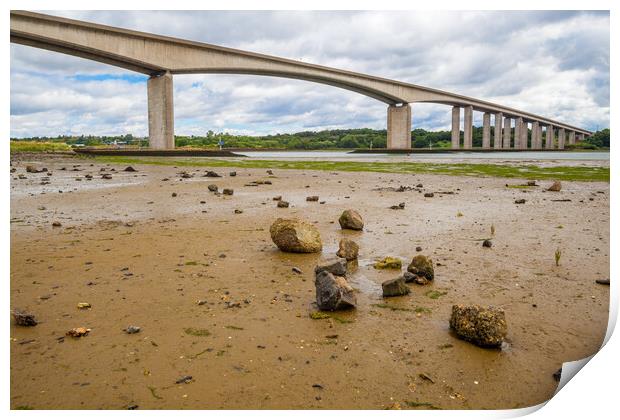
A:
10 154 609 409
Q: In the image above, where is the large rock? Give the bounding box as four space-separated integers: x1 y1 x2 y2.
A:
407 255 434 284
315 271 356 311
449 304 507 348
338 209 364 231
548 181 562 192
270 218 322 253
336 238 359 261
382 276 410 297
315 257 347 276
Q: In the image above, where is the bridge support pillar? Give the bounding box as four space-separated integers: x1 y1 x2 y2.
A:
463 105 473 149
148 71 174 150
482 112 491 149
522 121 529 149
546 125 554 149
387 104 411 149
568 130 576 145
514 117 523 149
451 106 460 149
503 117 512 149
531 121 540 149
558 128 566 149
494 113 503 149
576 133 584 142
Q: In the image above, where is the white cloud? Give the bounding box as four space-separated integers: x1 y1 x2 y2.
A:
10 10 609 137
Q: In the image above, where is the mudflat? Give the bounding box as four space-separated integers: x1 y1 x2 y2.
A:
10 154 609 409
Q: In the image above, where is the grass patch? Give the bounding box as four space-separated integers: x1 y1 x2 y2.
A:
92 156 610 182
425 290 448 299
225 325 244 330
184 327 211 337
405 401 441 410
147 386 163 400
310 311 353 323
372 303 412 312
10 141 73 153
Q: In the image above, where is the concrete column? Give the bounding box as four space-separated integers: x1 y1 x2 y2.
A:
503 117 512 149
463 105 473 149
546 125 554 149
494 112 503 149
522 121 529 149
531 121 540 149
558 128 566 149
539 125 544 149
568 131 576 145
451 106 460 149
482 112 491 149
147 71 175 150
576 133 584 142
514 117 523 149
387 104 412 149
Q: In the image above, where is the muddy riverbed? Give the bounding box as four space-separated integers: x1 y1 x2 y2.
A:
10 154 609 409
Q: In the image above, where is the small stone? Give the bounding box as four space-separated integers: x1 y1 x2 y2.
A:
315 257 347 276
315 271 356 311
407 255 434 283
553 367 562 382
12 310 38 326
527 181 537 186
175 375 193 384
595 278 610 285
292 267 303 274
52 221 62 227
382 276 410 297
514 199 526 204
277 200 290 208
229 171 237 177
336 238 359 261
482 239 492 248
415 246 423 252
306 196 319 202
222 189 234 195
208 184 218 192
267 170 274 175
449 304 507 348
124 326 141 334
123 166 137 172
273 196 282 201
102 174 112 180
172 192 177 197
234 209 243 214
77 302 91 309
66 327 91 338
338 209 364 231
205 171 221 177
424 192 434 198
547 181 562 192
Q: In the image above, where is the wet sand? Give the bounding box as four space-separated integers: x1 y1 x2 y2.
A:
10 154 609 409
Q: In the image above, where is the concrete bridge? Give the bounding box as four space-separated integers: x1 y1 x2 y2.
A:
10 11 593 150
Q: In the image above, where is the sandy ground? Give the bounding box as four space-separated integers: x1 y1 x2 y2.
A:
10 154 609 410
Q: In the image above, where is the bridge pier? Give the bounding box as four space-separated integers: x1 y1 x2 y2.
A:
503 117 512 149
463 105 473 149
451 106 460 149
482 112 491 149
532 121 540 149
568 130 576 145
387 104 411 149
494 113 503 149
546 125 554 149
522 121 529 149
558 128 566 149
148 71 175 150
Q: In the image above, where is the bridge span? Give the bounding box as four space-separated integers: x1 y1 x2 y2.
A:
10 11 593 150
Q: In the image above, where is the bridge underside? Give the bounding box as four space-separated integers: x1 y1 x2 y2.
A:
10 11 593 150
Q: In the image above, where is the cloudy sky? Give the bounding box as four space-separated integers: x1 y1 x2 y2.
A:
10 10 610 138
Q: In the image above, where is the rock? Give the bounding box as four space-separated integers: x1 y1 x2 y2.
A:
277 200 290 208
382 276 410 297
102 174 112 179
338 209 364 231
270 218 322 253
553 367 562 382
124 326 141 334
514 199 526 204
77 302 91 309
548 181 562 192
234 209 243 214
222 189 234 195
336 238 359 261
424 192 434 198
52 221 62 227
315 271 356 311
124 166 137 172
402 271 416 283
292 267 303 274
390 202 405 209
273 196 282 201
595 278 610 285
449 304 507 348
171 192 177 197
205 171 221 177
314 257 347 276
373 257 402 269
181 172 192 179
407 255 434 283
482 239 492 248
208 184 218 192
267 170 274 175
12 310 37 326
26 165 42 173
415 246 423 252
229 171 237 177
175 375 193 384
306 196 319 202
527 181 537 186
66 327 91 338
